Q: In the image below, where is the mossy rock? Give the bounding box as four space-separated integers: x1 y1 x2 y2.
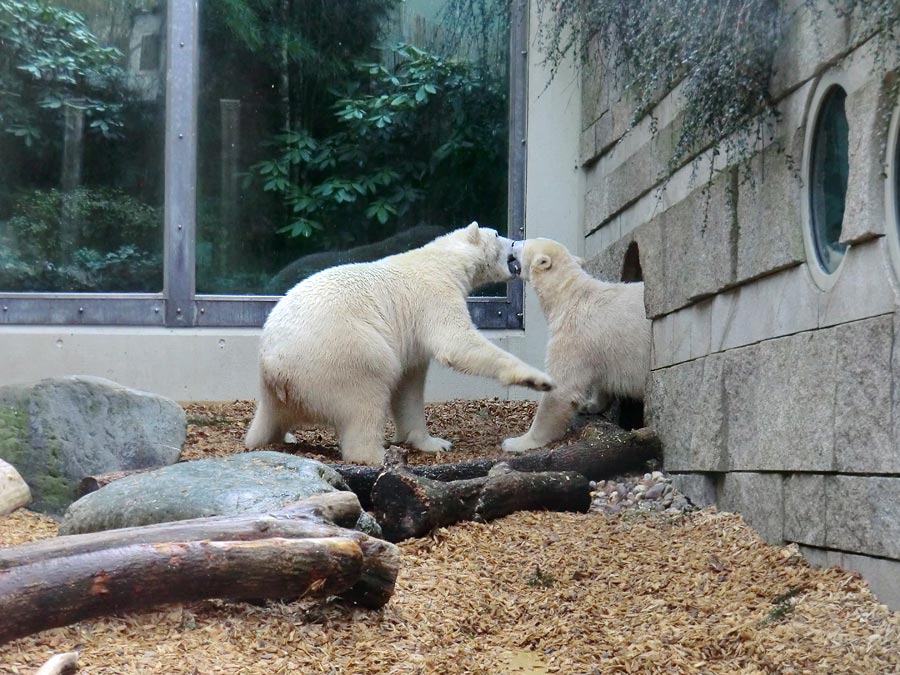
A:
0 376 186 515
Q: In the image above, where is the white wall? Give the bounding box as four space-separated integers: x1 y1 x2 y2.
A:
0 1 582 403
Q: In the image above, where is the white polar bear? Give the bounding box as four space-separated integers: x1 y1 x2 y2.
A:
501 238 650 453
245 222 554 464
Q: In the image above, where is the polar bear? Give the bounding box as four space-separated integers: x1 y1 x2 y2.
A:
245 222 554 464
501 238 650 453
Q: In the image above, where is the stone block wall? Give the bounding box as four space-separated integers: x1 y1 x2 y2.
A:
579 2 900 607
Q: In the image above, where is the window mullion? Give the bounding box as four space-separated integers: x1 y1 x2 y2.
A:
163 0 200 327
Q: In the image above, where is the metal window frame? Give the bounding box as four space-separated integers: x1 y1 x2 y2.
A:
0 0 527 329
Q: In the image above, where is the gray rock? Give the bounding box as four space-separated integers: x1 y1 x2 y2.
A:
60 451 361 535
643 483 666 501
0 376 185 515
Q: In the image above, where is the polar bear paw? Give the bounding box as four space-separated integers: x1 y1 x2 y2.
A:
512 367 555 392
501 434 540 453
406 433 453 453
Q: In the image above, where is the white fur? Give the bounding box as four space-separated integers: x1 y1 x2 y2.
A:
245 222 554 464
502 238 650 453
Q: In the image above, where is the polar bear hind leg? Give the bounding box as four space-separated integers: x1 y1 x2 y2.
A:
245 380 305 448
390 363 452 452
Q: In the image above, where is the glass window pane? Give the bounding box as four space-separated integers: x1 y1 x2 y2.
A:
809 86 849 274
0 1 165 293
196 0 511 295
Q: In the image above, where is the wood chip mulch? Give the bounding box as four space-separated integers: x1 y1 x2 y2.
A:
1 400 899 675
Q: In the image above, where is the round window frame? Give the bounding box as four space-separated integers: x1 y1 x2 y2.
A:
885 97 900 288
801 72 852 291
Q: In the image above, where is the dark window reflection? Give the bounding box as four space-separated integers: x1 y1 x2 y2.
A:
196 0 511 295
809 86 849 274
0 1 165 292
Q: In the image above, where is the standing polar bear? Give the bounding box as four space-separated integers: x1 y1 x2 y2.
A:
502 238 650 453
245 222 554 465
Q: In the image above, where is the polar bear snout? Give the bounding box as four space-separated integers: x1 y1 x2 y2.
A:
507 240 524 276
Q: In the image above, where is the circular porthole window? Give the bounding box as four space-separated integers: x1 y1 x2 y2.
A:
802 78 850 289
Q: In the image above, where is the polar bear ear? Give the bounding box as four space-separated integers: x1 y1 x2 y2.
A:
574 255 586 268
465 221 480 242
534 253 552 271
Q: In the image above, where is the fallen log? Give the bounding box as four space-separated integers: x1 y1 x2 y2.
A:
0 536 363 645
371 461 591 542
337 425 661 509
0 492 397 611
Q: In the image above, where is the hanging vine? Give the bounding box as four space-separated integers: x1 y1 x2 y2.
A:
535 0 900 176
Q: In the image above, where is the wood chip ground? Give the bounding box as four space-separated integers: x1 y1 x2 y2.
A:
2 400 898 674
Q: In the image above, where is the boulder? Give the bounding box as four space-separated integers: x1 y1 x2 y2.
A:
0 458 31 516
60 451 380 537
0 376 186 515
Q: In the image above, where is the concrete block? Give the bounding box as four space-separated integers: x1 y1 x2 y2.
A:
651 355 726 472
579 123 598 167
725 331 836 472
735 143 806 283
833 316 894 473
799 545 900 610
647 362 701 472
841 77 888 243
643 171 737 318
670 473 718 508
783 474 826 546
688 353 728 471
826 476 900 560
689 299 713 360
650 313 673 371
580 36 607 130
894 312 900 466
711 266 818 353
583 231 632 281
718 473 784 544
818 239 897 328
770 4 850 100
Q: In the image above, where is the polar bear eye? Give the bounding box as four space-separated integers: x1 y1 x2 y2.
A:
495 232 499 238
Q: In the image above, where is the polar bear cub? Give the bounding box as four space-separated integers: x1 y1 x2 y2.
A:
245 222 554 465
502 238 650 453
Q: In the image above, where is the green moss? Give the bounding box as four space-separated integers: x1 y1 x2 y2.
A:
0 401 30 467
30 472 76 515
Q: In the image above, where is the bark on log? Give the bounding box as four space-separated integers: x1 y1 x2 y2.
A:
337 426 661 509
371 462 591 542
0 458 31 516
0 492 398 611
0 536 363 645
34 651 79 675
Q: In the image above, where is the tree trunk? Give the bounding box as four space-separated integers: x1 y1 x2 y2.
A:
337 426 661 509
371 462 591 542
0 493 400 644
0 458 31 516
0 536 363 645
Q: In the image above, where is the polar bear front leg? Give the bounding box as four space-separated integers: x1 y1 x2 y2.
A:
390 364 452 453
502 389 577 453
427 319 554 392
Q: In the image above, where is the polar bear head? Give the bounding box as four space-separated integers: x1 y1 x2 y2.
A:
510 237 585 284
435 221 519 291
